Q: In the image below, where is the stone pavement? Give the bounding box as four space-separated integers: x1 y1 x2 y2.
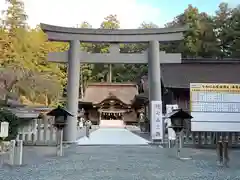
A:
77 128 149 145
1 144 240 179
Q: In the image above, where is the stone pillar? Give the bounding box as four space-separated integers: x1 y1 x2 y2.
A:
148 40 162 140
64 40 80 142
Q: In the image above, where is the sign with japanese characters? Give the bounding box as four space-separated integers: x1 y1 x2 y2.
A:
190 83 240 132
151 101 163 140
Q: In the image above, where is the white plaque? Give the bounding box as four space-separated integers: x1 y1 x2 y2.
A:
151 101 163 140
0 121 9 138
166 104 179 114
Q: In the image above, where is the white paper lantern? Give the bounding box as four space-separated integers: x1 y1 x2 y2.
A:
0 121 9 138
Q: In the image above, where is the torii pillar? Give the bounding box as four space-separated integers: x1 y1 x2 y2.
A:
148 41 162 103
66 40 81 142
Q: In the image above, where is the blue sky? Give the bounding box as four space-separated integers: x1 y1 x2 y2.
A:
141 0 239 25
0 0 238 28
140 0 223 24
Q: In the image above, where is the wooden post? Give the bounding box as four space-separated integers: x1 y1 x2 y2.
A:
56 129 64 156
56 130 60 156
217 141 223 165
86 126 90 138
223 141 229 167
59 129 63 156
176 132 180 158
168 139 171 148
179 131 183 149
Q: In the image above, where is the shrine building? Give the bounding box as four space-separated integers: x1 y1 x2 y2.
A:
137 58 240 113
78 83 143 127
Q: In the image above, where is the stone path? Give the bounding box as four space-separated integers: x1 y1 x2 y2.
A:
76 128 150 145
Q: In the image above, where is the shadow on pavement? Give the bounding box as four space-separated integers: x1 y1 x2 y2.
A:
128 127 151 141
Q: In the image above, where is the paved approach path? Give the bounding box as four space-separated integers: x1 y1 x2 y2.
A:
76 128 150 145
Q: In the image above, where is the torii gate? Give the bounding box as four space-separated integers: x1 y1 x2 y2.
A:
40 23 186 143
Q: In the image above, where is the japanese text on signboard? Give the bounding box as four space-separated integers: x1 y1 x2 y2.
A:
151 101 163 140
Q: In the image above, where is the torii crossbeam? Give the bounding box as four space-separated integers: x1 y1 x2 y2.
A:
48 44 181 64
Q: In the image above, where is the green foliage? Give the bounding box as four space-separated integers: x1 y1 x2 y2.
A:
0 0 66 106
100 14 120 29
0 108 21 141
164 3 239 58
230 6 240 57
0 0 239 105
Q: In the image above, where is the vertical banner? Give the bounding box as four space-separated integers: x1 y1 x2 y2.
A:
151 101 163 140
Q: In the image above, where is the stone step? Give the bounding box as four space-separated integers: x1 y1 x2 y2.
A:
99 120 125 128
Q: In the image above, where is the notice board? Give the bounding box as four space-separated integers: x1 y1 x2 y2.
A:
190 83 240 132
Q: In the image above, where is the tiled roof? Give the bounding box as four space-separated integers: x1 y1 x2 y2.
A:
161 63 240 88
82 83 138 105
140 62 240 89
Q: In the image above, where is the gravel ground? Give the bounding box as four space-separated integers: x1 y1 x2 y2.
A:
1 126 240 180
1 145 240 180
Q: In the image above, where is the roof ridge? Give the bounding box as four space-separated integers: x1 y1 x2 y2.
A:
87 83 137 87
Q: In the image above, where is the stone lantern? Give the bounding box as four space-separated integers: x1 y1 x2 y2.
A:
166 108 192 160
47 106 73 156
